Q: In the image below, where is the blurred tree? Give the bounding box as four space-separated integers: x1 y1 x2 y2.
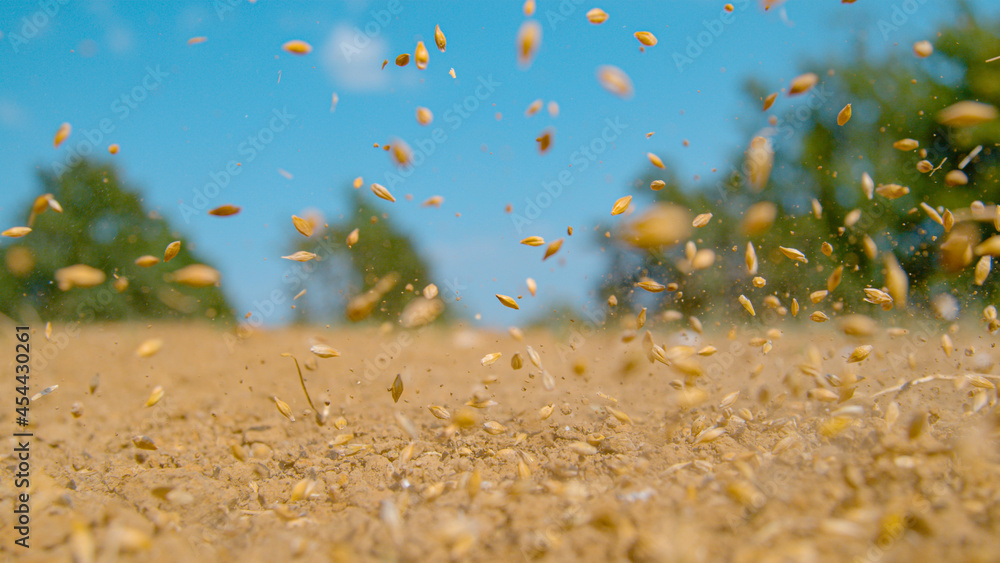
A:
0 159 234 323
600 9 999 322
294 188 440 325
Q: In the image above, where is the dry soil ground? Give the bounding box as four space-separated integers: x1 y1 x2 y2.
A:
1 321 999 562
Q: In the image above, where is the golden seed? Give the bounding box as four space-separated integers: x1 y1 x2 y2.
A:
884 254 908 307
976 235 1000 255
916 159 934 173
132 435 157 451
346 228 359 248
941 334 954 357
390 374 403 403
135 255 159 267
423 283 438 299
821 242 834 256
778 246 808 263
647 152 665 169
942 209 954 232
483 421 506 435
745 137 773 191
689 316 703 333
496 293 519 310
282 251 317 262
694 427 726 445
862 235 877 259
55 264 106 291
738 294 756 316
136 338 163 358
520 236 545 246
162 241 181 262
698 345 717 356
791 298 800 316
975 256 991 285
2 226 31 238
509 327 524 341
54 122 72 147
548 101 559 117
414 41 429 70
920 202 943 225
607 294 618 306
788 72 818 96
752 276 766 288
539 402 555 420
516 20 542 68
370 183 396 202
637 279 666 292
113 277 128 292
596 65 634 98
937 100 998 127
650 180 666 190
395 53 410 66
810 290 828 303
612 195 633 216
511 353 523 370
525 99 543 117
273 396 294 421
434 24 446 52
415 106 433 126
422 195 444 207
746 242 758 274
846 345 872 363
875 183 909 199
526 346 542 368
637 307 647 329
944 169 968 186
282 40 312 55
606 405 632 425
449 67 456 78
692 212 713 228
812 198 823 219
289 478 315 502
861 172 875 200
428 405 451 420
535 129 553 153
208 204 241 216
913 40 933 57
543 238 564 260
810 311 829 322
523 0 535 15
763 92 777 111
893 138 919 151
526 277 537 297
634 31 657 46
145 386 164 407
481 352 502 366
586 7 608 23
827 265 843 292
310 344 340 358
837 103 852 126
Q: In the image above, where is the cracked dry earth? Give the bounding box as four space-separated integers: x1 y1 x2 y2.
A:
1 321 999 562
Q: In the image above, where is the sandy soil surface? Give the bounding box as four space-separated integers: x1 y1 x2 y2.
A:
1 320 999 562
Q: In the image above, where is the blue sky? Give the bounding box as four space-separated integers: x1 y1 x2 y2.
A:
1 0 995 327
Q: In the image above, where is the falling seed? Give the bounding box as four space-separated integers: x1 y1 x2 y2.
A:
647 152 665 169
310 344 340 358
810 311 829 322
422 195 444 207
586 7 609 23
634 31 657 46
165 264 220 288
422 284 438 300
390 139 412 167
788 72 818 96
346 228 360 247
596 65 634 98
738 295 756 316
516 20 542 68
937 101 998 127
607 294 618 307
2 227 31 238
837 104 852 126
282 251 317 262
428 405 451 420
745 136 773 191
944 169 968 187
811 198 823 219
287 215 314 238
745 243 758 274
55 264 106 291
415 41 429 70
330 92 338 112
536 129 553 153
828 265 844 292
941 334 954 357
132 436 157 450
390 374 404 403
916 160 934 173
778 246 808 263
416 106 433 125
548 101 559 117
637 279 666 292
539 403 555 420
145 386 164 407
481 352 502 366
371 183 396 202
612 196 632 216
975 256 991 285
525 99 543 117
395 53 410 66
293 289 306 300
134 255 159 268
692 213 712 228
496 294 519 309
861 172 875 200
650 180 666 190
920 202 944 225
847 345 872 363
637 307 647 329
187 36 207 45
752 276 766 288
108 143 120 154
942 209 954 233
763 92 778 111
449 67 456 78
282 40 312 55
434 24 446 51
520 236 545 246
163 241 181 262
893 138 919 151
913 40 933 57
136 338 163 358
875 183 909 199
272 396 294 421
543 238 564 260
526 278 537 297
483 421 506 435
208 204 241 216
353 177 363 189
523 0 535 15
53 122 71 148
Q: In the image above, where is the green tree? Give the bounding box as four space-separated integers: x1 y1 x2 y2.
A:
0 159 233 323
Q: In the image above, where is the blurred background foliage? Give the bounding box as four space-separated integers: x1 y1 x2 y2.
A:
0 159 233 323
598 10 999 324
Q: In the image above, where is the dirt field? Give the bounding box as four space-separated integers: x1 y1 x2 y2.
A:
2 320 999 562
